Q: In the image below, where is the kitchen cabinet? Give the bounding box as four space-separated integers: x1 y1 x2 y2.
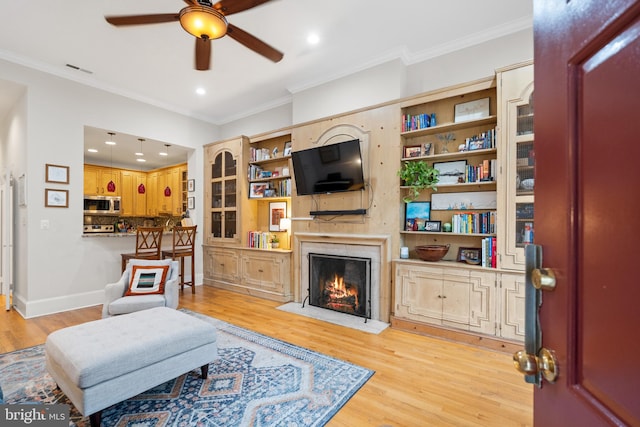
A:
120 170 147 216
84 165 121 196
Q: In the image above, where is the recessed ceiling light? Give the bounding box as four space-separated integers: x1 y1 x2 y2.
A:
87 148 98 153
135 152 144 156
105 141 116 146
307 33 320 45
136 158 146 162
196 87 206 95
159 152 168 156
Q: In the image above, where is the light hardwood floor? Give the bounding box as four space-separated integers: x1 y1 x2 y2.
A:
0 286 533 427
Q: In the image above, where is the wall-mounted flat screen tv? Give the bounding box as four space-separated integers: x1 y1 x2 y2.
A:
291 139 365 196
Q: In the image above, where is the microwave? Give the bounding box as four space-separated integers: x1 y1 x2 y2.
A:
83 195 121 215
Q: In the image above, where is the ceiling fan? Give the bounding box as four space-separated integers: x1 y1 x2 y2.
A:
105 0 283 71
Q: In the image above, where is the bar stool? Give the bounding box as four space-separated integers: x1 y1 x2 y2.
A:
162 225 197 293
120 226 164 272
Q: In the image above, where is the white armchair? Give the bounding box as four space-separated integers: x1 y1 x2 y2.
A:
102 258 180 318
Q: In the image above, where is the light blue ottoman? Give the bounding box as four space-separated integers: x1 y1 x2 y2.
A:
45 307 217 427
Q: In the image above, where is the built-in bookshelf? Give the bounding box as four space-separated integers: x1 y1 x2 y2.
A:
398 81 499 268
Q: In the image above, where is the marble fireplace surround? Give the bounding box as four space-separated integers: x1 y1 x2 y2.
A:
293 233 392 322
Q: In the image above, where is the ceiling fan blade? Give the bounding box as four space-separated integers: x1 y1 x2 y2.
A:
212 0 273 16
105 14 180 26
226 23 283 63
195 37 211 70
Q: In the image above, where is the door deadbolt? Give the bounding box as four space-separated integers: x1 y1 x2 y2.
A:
531 268 556 291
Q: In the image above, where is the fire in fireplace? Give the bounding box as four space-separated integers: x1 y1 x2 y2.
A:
307 253 371 320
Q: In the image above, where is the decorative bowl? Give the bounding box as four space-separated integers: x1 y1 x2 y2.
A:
415 244 450 262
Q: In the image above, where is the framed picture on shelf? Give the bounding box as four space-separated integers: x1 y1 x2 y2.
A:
249 183 268 198
187 179 195 192
269 201 287 231
457 247 482 264
45 189 68 208
403 145 422 158
433 160 467 185
283 141 292 156
45 164 69 184
423 143 432 156
454 97 490 123
404 201 431 231
424 220 442 232
431 190 497 210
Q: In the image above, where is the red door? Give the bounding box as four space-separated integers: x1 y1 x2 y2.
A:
534 0 640 425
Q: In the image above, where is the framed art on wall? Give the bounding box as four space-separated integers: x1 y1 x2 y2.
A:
269 201 287 231
45 164 69 184
187 179 195 192
45 189 68 208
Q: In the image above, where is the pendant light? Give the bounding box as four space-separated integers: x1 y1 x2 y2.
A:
106 132 116 193
137 138 146 194
164 144 172 197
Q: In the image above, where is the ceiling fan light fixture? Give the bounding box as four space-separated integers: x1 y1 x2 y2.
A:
179 6 228 40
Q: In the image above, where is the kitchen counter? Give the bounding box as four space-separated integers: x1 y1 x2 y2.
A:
82 231 174 237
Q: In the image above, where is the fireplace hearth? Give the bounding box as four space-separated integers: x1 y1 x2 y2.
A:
306 253 371 320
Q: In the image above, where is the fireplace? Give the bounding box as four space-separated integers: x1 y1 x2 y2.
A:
307 253 371 320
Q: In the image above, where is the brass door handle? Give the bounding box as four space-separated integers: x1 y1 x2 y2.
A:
513 348 558 383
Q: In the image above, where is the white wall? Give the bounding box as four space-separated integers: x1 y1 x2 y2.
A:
0 59 219 317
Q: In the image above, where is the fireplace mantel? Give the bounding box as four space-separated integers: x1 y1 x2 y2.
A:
293 232 392 322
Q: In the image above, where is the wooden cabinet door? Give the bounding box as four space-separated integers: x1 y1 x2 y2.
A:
468 270 496 335
120 170 135 216
394 263 443 325
146 172 158 216
497 272 525 342
441 269 471 330
83 165 100 195
241 252 285 293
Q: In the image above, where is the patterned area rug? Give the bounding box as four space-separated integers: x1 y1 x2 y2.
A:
0 310 374 426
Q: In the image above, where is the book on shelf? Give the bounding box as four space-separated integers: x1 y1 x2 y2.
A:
451 211 496 234
481 236 497 268
464 128 496 151
247 231 270 249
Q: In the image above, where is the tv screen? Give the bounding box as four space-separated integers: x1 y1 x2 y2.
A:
291 139 365 196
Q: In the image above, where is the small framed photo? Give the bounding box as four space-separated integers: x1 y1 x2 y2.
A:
424 220 442 232
457 247 482 264
423 143 433 156
404 201 431 231
249 183 268 198
45 189 68 208
264 189 276 197
403 145 422 158
45 164 69 184
283 141 292 156
187 179 195 192
187 196 195 210
269 201 287 231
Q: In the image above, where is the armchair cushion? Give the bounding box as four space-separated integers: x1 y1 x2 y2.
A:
125 264 170 296
102 259 179 318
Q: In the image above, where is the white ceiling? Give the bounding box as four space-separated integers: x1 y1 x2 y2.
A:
0 0 533 169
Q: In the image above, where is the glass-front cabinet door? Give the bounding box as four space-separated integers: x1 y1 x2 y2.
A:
498 62 534 271
205 138 243 244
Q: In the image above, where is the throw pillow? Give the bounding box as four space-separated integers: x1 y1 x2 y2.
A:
125 265 170 296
